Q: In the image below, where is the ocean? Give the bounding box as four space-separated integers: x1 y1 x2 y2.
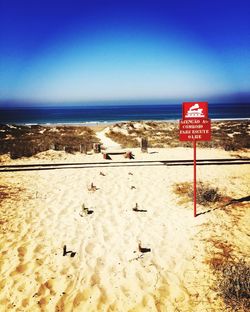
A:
0 103 249 125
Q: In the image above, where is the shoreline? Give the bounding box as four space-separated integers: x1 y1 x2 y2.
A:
3 117 250 127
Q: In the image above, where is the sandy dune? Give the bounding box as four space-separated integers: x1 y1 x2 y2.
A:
0 147 249 311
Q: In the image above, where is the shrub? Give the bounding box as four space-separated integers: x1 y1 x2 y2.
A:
0 124 99 159
108 120 250 150
106 130 139 148
195 183 221 205
173 181 221 206
218 260 250 311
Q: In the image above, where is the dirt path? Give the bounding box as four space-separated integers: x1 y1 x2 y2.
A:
95 127 121 150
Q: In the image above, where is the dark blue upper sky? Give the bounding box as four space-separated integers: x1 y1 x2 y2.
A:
0 0 250 104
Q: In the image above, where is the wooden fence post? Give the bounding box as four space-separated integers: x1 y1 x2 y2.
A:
93 143 101 153
140 137 148 153
83 144 88 154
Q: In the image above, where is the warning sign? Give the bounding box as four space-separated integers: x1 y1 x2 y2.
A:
182 102 208 119
179 101 212 217
179 119 211 141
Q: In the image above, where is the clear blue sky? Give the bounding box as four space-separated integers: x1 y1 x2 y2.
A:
0 0 250 104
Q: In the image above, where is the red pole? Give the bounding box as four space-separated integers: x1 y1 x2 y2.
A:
193 140 197 217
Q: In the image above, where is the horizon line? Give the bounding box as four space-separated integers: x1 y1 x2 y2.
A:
1 101 250 109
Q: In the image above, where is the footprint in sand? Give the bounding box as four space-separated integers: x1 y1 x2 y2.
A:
55 280 75 307
37 280 54 297
37 296 50 309
16 263 28 273
45 279 56 296
34 244 44 253
156 284 170 298
17 246 27 258
72 289 93 308
85 243 95 254
90 273 100 286
21 298 29 308
17 282 26 292
14 263 28 274
35 258 44 266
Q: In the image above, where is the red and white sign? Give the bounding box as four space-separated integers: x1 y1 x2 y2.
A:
180 102 211 142
182 102 208 119
179 101 212 218
179 119 211 141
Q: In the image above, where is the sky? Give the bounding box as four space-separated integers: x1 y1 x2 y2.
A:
0 0 250 105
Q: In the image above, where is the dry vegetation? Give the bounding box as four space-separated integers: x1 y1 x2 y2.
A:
0 185 12 201
0 184 23 207
216 260 250 311
173 181 226 206
0 124 99 159
107 120 250 150
106 129 139 148
174 180 250 311
205 240 250 312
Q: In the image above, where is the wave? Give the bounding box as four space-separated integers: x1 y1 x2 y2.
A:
20 117 250 127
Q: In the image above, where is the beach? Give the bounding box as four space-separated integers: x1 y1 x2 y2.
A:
0 122 250 311
1 0 250 309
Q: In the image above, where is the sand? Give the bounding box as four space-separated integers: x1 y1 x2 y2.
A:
0 130 250 311
95 128 121 150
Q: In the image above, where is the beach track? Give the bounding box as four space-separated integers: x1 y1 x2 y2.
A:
1 158 250 172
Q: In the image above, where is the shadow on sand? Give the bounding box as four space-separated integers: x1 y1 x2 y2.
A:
196 195 250 217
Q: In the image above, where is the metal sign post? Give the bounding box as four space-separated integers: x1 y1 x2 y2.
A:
179 102 211 217
193 140 196 217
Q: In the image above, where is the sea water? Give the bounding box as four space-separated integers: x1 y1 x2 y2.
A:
0 103 249 124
